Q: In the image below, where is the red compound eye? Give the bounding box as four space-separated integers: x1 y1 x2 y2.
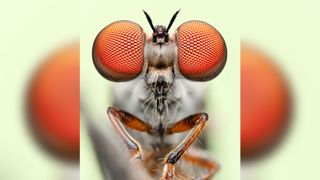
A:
177 21 227 81
93 21 145 81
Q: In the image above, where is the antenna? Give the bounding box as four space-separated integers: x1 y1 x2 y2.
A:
166 9 180 33
143 10 155 32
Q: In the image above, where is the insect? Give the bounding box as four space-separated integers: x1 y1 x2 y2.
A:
92 10 227 180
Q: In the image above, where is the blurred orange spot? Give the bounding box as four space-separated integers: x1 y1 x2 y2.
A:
241 43 290 160
28 42 79 161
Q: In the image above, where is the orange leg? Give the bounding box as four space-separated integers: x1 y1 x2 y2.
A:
183 148 219 180
107 107 154 159
161 113 208 180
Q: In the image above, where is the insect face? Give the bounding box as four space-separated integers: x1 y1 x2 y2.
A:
92 10 227 118
144 24 176 117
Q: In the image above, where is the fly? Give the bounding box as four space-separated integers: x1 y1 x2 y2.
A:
91 10 227 180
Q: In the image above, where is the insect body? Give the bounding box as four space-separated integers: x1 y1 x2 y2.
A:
92 10 227 180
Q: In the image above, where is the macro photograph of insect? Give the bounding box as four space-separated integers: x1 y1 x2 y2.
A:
81 1 239 180
3 0 320 180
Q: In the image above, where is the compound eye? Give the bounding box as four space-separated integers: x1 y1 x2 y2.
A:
92 21 145 81
177 21 227 81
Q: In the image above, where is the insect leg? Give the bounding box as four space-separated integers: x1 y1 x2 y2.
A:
81 104 152 180
107 107 154 160
161 113 208 180
183 148 219 180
